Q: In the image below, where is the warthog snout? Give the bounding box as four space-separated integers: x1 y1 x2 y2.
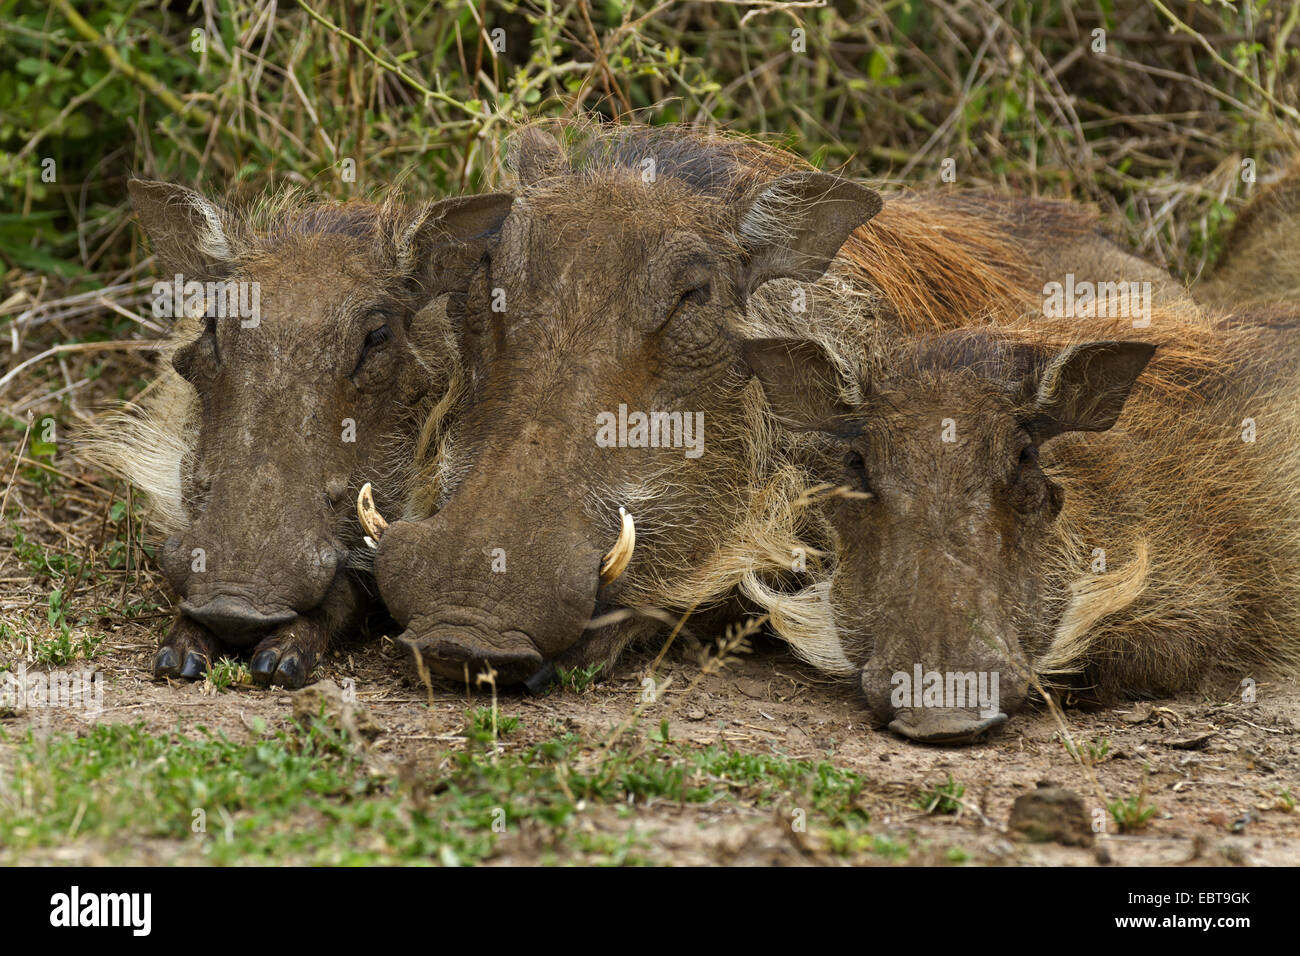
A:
365 485 636 684
860 652 1026 746
886 708 1008 746
162 530 344 646
180 595 298 641
374 511 609 684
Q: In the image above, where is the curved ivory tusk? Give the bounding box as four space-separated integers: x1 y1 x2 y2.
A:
357 482 390 549
599 507 635 585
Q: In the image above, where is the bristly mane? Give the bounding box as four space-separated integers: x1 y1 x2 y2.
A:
503 119 1051 331
195 189 420 263
505 120 803 201
900 316 1232 392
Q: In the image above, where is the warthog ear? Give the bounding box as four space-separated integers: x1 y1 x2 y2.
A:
128 179 232 282
736 171 882 292
396 192 515 301
1023 340 1156 443
743 337 860 435
505 125 567 186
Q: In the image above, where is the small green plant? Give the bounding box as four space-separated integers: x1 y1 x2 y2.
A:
555 662 602 693
1109 792 1158 832
10 529 82 579
33 630 74 666
205 658 250 692
31 589 103 664
648 718 672 743
466 707 521 739
915 775 965 815
825 831 911 860
1063 735 1111 765
32 631 103 666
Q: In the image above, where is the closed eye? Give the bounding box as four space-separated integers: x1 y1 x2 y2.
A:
354 322 393 374
678 283 711 308
844 450 874 497
1010 443 1044 489
659 282 711 331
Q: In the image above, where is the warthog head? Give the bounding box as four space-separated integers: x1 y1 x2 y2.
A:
746 332 1155 743
368 126 882 685
100 181 510 685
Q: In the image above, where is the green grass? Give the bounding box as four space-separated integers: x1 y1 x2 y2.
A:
31 628 102 666
824 830 913 861
465 707 521 739
3 506 153 666
30 588 103 664
1109 791 1158 833
553 662 603 693
946 846 971 864
915 775 966 815
204 657 251 693
8 528 83 580
4 1 1293 296
0 719 884 865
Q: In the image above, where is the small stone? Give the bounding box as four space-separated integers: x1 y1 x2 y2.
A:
1121 702 1154 724
292 678 383 741
1008 785 1094 847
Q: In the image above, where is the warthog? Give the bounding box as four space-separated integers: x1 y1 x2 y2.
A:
1198 161 1300 308
746 307 1300 743
84 181 511 687
363 121 1190 687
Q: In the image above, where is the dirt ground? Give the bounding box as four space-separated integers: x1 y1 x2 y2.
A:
4 606 1297 866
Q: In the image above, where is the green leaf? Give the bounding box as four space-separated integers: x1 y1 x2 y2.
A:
868 49 890 82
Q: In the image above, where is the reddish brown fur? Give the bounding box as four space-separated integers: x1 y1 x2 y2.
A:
1200 158 1300 307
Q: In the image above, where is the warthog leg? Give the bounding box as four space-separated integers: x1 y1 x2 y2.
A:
153 615 220 681
249 617 328 689
248 574 364 688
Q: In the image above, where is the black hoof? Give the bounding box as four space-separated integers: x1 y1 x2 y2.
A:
250 647 309 689
153 646 181 678
179 651 210 680
275 655 306 688
250 648 279 687
523 662 557 696
154 616 220 683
